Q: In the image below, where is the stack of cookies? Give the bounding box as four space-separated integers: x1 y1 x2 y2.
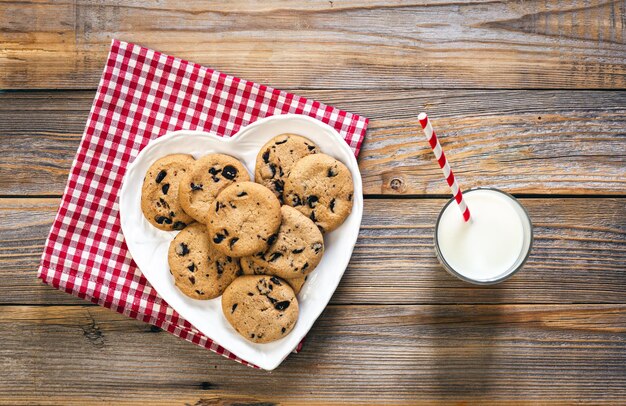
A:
140 134 354 343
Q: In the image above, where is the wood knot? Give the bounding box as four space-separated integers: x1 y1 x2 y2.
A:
389 177 406 192
149 325 162 333
200 381 213 390
81 312 105 348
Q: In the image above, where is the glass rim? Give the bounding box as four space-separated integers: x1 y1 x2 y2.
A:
434 187 534 285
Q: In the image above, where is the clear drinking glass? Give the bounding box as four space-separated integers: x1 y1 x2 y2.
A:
434 187 533 285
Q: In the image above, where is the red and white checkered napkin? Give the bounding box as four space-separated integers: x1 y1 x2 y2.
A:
38 39 368 367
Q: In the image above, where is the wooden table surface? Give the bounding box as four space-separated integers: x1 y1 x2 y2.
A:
1 1 625 404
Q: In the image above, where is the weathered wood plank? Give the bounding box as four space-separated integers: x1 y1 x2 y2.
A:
1 0 625 90
0 89 624 196
0 304 623 404
2 197 624 305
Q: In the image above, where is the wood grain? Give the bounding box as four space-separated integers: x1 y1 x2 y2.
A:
1 0 625 90
0 304 623 404
3 197 624 305
1 89 624 196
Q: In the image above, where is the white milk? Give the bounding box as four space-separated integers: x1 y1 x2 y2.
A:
435 189 532 283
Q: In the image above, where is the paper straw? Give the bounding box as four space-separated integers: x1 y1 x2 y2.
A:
418 113 471 222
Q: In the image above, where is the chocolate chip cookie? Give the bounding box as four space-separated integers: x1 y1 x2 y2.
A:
222 275 299 343
254 134 319 202
168 223 241 299
208 182 281 257
240 256 308 295
284 153 354 233
141 154 196 231
179 154 250 224
241 205 324 281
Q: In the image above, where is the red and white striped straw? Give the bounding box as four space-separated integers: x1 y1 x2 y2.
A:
418 113 471 222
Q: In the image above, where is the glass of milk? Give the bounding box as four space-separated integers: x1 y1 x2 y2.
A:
434 188 533 284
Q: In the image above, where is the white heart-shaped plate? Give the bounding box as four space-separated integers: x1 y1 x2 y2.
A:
119 114 363 370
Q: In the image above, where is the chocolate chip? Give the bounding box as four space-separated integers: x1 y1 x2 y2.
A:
159 198 170 209
307 195 319 208
213 233 225 244
208 167 222 183
195 289 203 295
256 279 272 295
278 166 284 177
268 252 283 262
273 179 284 194
237 191 248 197
306 144 316 151
312 242 323 254
223 229 229 236
291 195 302 206
226 256 233 263
173 221 186 230
281 327 286 334
187 263 196 272
169 211 175 217
154 216 172 225
189 276 196 284
292 248 304 254
266 295 278 304
248 292 254 296
251 334 255 338
301 262 309 272
330 198 336 213
155 170 167 183
348 193 353 201
269 163 277 178
327 167 338 177
266 234 278 247
175 243 189 256
274 301 290 311
229 237 239 249
275 138 288 145
310 211 317 222
222 165 238 180
161 183 170 194
231 303 238 313
215 201 226 212
270 276 282 285
216 261 224 275
262 149 270 163
229 202 237 209
191 183 203 191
